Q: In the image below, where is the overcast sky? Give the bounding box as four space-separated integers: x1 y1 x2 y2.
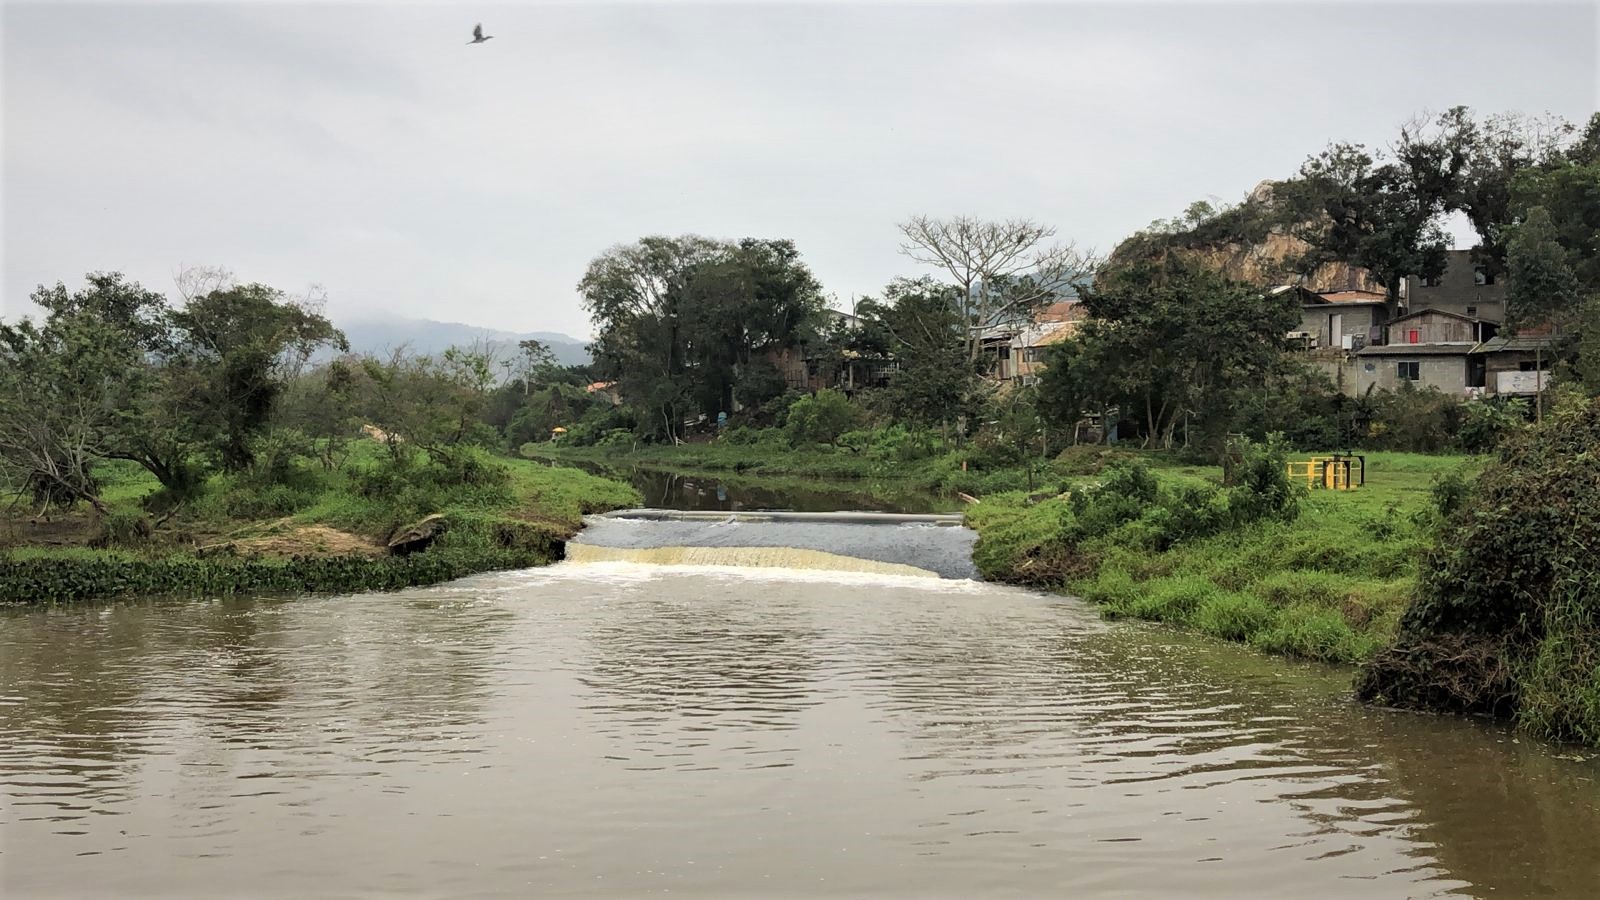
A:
3 2 1596 338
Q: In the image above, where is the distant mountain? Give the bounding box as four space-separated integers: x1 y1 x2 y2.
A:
333 315 590 367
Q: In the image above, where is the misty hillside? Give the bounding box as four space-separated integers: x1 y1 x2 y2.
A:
334 315 590 366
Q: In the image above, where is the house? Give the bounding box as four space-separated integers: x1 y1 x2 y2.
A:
1405 249 1509 323
1288 286 1389 350
977 301 1086 382
1008 302 1086 384
1469 331 1558 396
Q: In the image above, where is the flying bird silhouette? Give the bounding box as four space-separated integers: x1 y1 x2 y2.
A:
468 23 494 44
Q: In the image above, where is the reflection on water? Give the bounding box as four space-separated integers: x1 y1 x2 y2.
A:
3 565 1599 897
558 459 958 514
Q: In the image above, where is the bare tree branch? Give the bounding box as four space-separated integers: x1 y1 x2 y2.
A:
897 215 1098 362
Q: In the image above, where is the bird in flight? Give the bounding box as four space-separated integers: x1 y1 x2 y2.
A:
468 23 494 45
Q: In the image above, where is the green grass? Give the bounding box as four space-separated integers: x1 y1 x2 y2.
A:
968 451 1476 666
2 441 641 603
525 439 1049 496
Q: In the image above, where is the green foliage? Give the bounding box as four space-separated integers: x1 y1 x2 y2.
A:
581 236 826 440
0 273 168 511
89 509 153 550
1251 607 1377 663
1359 396 1600 743
1040 256 1299 454
1195 591 1276 642
165 282 346 472
783 390 863 446
1357 384 1465 452
1225 435 1299 524
969 451 1466 665
1455 398 1529 453
854 278 978 427
0 545 558 605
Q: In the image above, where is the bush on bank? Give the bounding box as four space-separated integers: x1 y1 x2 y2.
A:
1357 395 1600 744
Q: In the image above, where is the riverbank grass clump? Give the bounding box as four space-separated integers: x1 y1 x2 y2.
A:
969 448 1471 665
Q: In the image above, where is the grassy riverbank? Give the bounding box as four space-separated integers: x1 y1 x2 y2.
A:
1 444 639 603
522 432 1048 497
966 452 1474 665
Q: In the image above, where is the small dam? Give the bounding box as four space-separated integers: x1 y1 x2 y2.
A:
565 509 981 580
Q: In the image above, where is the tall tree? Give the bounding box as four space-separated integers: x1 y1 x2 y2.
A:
1506 207 1584 331
1039 257 1299 456
0 274 170 510
580 235 824 439
855 277 978 427
1280 137 1457 312
167 283 346 472
896 216 1095 362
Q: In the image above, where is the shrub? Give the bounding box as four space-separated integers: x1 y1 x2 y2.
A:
783 390 863 446
1054 444 1131 476
1357 396 1600 741
1455 398 1528 453
1225 434 1299 525
90 509 153 549
1076 567 1140 614
1128 575 1222 624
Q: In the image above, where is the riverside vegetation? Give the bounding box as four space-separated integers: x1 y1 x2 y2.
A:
0 272 639 603
6 107 1599 744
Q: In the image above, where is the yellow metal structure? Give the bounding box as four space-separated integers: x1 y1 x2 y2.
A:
1287 456 1362 491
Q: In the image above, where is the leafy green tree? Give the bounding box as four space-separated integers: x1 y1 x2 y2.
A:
1503 114 1600 391
1039 257 1299 456
1280 136 1457 309
783 389 862 446
276 358 361 470
579 235 825 440
166 283 346 472
857 277 978 428
1506 207 1584 331
0 274 171 509
358 347 498 462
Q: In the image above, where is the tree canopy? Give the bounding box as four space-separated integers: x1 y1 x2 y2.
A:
580 235 825 440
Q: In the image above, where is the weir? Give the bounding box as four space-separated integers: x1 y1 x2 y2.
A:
566 509 980 579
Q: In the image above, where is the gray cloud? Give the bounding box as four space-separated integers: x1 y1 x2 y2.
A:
4 2 1596 337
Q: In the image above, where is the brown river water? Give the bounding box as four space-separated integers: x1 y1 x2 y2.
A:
3 561 1600 897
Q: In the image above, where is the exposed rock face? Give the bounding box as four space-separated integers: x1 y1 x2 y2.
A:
1182 231 1383 293
1115 180 1385 294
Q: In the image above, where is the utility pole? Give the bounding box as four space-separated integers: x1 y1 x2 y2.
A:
1536 342 1544 424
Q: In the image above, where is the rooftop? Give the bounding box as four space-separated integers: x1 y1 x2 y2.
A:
1316 290 1388 304
1356 344 1476 357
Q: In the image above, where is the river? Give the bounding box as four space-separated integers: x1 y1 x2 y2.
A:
3 560 1599 897
550 459 960 514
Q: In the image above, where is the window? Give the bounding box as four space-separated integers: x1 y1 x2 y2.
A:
1421 275 1442 287
1398 361 1420 381
1466 305 1477 318
1408 329 1420 344
1474 267 1496 286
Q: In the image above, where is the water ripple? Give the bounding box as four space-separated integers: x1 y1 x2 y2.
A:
2 565 1598 896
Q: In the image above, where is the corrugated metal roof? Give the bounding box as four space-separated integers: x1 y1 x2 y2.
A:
1471 334 1557 354
1317 290 1388 304
1388 307 1482 324
1356 344 1476 357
